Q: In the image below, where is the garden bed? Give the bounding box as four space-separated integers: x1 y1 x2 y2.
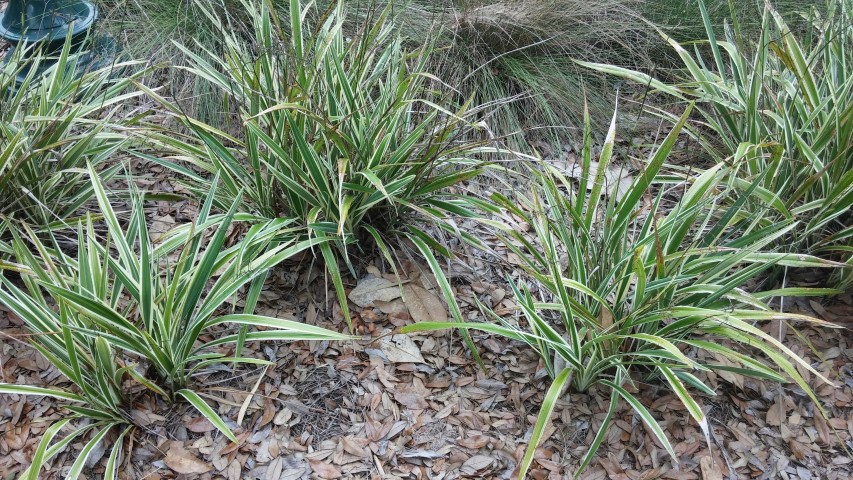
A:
1 263 852 479
1 1 852 479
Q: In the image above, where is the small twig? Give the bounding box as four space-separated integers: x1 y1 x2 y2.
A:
236 365 269 426
709 417 737 480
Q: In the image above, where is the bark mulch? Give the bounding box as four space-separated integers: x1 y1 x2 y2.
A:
1 259 851 479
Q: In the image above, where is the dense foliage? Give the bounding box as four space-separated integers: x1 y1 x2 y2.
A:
405 102 841 476
0 171 349 477
0 0 849 478
583 0 853 289
0 38 146 251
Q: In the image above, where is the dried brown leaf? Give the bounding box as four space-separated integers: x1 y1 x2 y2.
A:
766 397 785 427
226 459 241 480
403 284 447 323
165 442 212 474
259 398 276 428
348 277 401 307
379 334 426 364
394 390 429 410
374 298 407 314
699 456 722 480
457 435 492 449
4 422 29 450
813 412 830 445
184 417 215 433
460 454 494 476
309 460 342 479
340 436 369 457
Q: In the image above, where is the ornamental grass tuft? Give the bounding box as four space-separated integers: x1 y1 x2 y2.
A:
0 169 350 478
404 102 842 477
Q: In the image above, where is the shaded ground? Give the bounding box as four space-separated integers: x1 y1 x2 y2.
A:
1 247 852 479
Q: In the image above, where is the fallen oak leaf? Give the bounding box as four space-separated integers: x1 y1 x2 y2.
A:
218 431 251 455
700 456 723 480
393 380 431 409
165 442 212 474
460 454 495 476
308 460 341 479
766 396 785 427
403 284 447 323
394 391 429 410
458 435 493 449
374 298 407 315
4 422 29 450
348 276 401 307
340 436 369 457
184 417 216 433
379 333 426 364
814 411 831 445
400 448 451 460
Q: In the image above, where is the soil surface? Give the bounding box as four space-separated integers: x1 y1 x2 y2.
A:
1 214 852 479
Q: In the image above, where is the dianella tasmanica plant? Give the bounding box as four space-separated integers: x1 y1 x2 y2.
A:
0 34 147 253
0 167 351 478
578 0 853 289
139 0 505 333
405 103 841 477
145 0 496 247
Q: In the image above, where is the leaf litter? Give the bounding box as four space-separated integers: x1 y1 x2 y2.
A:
1 169 853 479
3 267 852 479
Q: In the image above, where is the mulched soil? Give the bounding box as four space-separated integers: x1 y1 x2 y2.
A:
1 226 852 479
0 27 851 477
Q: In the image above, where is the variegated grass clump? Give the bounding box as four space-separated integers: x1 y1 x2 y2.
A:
99 0 657 147
142 0 505 345
580 0 853 289
0 37 147 251
0 169 350 478
148 0 497 247
405 103 841 477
